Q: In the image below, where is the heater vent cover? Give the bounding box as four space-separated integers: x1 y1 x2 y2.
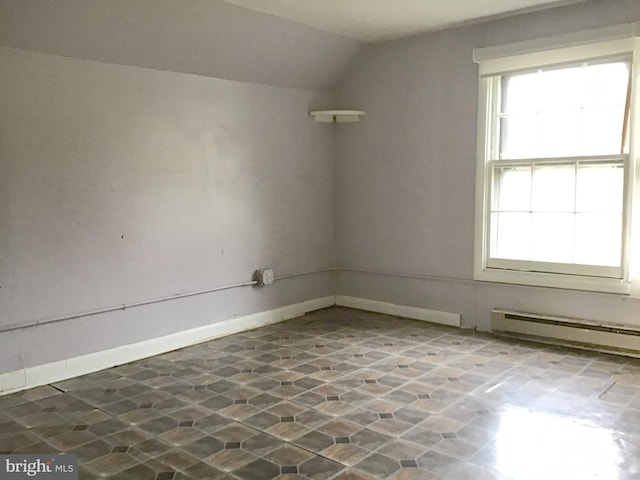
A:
491 309 640 358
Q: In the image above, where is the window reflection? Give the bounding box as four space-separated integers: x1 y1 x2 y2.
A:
495 407 622 479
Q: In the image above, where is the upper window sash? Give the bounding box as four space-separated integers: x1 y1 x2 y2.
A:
493 59 632 160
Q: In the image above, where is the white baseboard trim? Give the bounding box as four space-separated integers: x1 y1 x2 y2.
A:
0 296 334 396
0 295 462 396
335 295 461 327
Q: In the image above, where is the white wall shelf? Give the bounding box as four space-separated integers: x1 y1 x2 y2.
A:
309 110 365 123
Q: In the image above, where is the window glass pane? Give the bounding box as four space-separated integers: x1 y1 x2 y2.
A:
583 62 630 107
491 212 530 260
493 165 531 211
500 114 537 159
581 106 626 155
538 65 583 110
531 164 575 212
530 213 574 263
537 109 581 157
574 213 622 267
502 72 539 114
576 163 624 213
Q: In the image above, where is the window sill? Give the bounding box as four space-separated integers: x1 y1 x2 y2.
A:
474 267 631 295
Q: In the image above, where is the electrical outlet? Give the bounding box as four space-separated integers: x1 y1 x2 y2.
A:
253 268 274 286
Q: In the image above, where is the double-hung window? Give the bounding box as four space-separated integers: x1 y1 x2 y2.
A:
474 29 640 293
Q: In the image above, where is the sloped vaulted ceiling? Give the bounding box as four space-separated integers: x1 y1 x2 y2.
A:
0 0 365 90
222 0 586 42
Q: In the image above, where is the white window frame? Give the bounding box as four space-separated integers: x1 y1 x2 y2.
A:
473 25 640 295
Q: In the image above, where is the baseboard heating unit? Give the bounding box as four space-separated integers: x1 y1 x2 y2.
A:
491 309 640 358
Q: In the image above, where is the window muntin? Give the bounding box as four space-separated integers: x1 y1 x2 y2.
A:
485 58 631 278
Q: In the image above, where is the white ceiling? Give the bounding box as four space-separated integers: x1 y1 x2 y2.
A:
222 0 585 42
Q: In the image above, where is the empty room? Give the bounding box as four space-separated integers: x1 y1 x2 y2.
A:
2 0 640 478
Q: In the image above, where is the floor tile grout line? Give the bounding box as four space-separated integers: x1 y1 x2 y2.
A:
232 413 359 473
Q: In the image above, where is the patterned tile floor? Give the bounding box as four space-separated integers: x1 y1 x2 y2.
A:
1 307 640 479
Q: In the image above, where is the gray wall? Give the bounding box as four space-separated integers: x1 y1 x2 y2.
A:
0 47 335 374
336 0 640 330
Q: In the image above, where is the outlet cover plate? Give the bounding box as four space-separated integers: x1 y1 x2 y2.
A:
254 268 274 286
